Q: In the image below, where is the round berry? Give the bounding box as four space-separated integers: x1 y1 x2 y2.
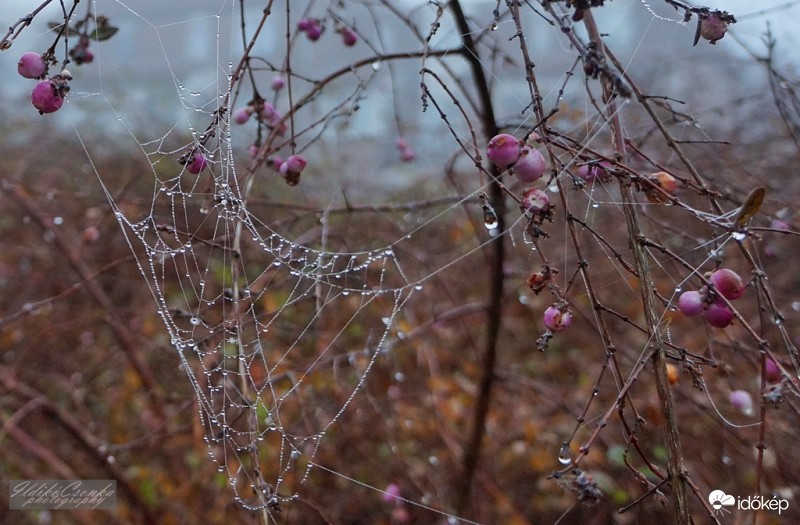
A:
703 299 733 328
31 80 64 114
271 76 285 90
339 27 358 47
18 52 47 79
765 358 782 383
186 152 208 174
260 102 277 121
729 390 753 416
281 154 306 174
233 107 253 125
521 188 550 214
486 134 521 169
700 14 728 44
248 144 259 159
543 305 572 332
677 290 704 317
646 171 678 203
709 268 745 300
297 19 314 31
306 24 323 41
513 147 547 183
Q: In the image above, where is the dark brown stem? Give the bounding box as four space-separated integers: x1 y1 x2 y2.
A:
448 0 504 516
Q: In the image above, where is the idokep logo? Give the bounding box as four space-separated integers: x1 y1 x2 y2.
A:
708 489 789 517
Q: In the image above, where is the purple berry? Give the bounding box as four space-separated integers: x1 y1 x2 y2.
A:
31 80 64 114
576 161 612 183
18 52 47 79
339 27 358 47
709 268 745 300
700 14 728 44
395 138 410 150
543 305 572 332
248 144 259 158
703 299 733 328
186 152 208 174
233 107 253 125
297 19 314 31
383 483 401 503
765 358 782 383
520 188 550 214
271 76 285 90
513 147 547 183
306 24 323 41
486 134 521 168
729 390 753 416
677 290 704 317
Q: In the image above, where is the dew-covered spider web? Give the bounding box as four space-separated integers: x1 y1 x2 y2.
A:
16 0 800 522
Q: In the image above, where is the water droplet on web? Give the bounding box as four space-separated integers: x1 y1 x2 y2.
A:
791 301 800 312
371 61 382 71
382 317 391 326
342 290 350 296
414 284 423 291
591 202 599 208
732 231 746 241
190 317 201 326
558 442 572 465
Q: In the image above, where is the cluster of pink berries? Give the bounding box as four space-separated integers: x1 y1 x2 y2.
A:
296 19 359 47
677 268 745 328
486 133 547 183
19 52 72 115
233 101 287 135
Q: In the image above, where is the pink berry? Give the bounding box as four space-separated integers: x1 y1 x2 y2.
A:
543 305 572 332
486 134 521 169
281 154 306 174
399 147 415 162
395 138 410 151
186 152 208 174
677 290 704 317
268 155 284 171
233 107 252 125
383 483 401 503
520 188 550 214
765 358 782 383
709 268 745 300
729 390 753 416
700 14 728 44
306 24 323 41
31 80 64 114
576 161 611 183
297 19 314 31
271 76 285 90
703 299 733 328
248 144 259 158
513 147 547 183
260 102 277 121
18 52 47 79
339 27 358 47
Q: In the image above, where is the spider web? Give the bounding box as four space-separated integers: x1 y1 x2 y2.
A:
18 0 800 522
